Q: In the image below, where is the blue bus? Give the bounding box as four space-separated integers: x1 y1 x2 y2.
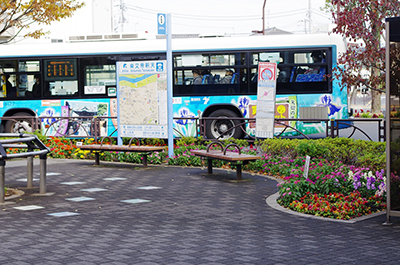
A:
0 33 348 139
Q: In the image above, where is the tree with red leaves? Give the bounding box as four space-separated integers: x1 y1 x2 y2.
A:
327 0 400 113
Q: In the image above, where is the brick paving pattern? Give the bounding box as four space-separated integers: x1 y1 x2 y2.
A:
0 159 399 264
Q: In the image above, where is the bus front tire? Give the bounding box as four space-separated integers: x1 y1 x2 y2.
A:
205 109 244 140
4 112 34 134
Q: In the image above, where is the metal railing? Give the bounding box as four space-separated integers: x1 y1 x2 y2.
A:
0 115 386 142
0 115 116 141
197 117 385 142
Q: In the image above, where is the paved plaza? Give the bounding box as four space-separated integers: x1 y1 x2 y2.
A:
0 158 400 265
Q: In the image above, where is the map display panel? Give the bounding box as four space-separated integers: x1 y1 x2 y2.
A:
117 60 168 138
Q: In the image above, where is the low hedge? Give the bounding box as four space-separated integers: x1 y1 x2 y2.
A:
255 137 385 171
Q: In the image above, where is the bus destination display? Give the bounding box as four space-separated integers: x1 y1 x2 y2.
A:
44 59 77 81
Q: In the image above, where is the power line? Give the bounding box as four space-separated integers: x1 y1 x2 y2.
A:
267 10 307 19
124 4 307 22
125 3 308 19
114 2 331 34
311 9 332 19
124 13 257 31
124 3 260 19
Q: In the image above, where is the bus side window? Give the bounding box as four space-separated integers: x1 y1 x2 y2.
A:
277 67 290 83
22 74 41 98
83 59 116 96
2 74 17 98
295 66 327 82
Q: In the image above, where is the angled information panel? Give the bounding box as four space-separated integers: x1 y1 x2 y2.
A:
116 60 168 138
256 62 277 138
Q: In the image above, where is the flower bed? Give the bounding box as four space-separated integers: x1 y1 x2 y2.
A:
274 159 386 219
352 109 384 118
287 191 385 220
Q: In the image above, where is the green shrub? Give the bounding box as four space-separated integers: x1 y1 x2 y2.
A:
176 136 203 146
256 138 385 171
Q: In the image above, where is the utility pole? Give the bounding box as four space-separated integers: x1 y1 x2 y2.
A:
114 0 127 33
120 0 126 33
308 0 312 33
263 0 266 35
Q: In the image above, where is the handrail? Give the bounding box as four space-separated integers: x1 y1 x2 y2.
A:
0 133 50 204
0 136 37 144
0 149 48 160
206 141 224 152
100 136 113 146
223 143 241 155
128 137 141 147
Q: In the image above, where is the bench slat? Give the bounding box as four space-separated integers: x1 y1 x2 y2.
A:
79 145 166 152
190 150 260 162
79 144 166 168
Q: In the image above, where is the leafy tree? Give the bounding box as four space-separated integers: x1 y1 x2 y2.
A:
0 0 84 43
327 0 400 113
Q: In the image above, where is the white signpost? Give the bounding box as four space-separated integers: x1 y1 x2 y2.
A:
256 62 277 138
158 13 174 158
303 155 311 178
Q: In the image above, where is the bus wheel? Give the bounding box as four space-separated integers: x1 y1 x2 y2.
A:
4 112 34 134
205 109 244 140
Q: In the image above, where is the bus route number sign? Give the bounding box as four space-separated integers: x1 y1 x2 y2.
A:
44 59 77 81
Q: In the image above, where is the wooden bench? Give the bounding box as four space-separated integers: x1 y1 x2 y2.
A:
79 137 166 168
191 141 261 181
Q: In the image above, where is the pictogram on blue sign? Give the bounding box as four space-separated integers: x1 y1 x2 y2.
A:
156 62 164 72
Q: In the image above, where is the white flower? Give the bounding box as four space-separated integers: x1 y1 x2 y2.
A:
348 171 354 182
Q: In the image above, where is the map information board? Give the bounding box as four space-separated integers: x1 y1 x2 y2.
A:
117 60 168 138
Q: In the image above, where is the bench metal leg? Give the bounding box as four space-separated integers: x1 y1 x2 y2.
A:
39 155 47 194
143 154 148 168
95 152 100 165
0 160 5 203
27 156 33 188
207 158 213 174
236 164 242 181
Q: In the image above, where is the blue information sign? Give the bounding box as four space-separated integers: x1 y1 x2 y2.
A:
157 13 166 35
